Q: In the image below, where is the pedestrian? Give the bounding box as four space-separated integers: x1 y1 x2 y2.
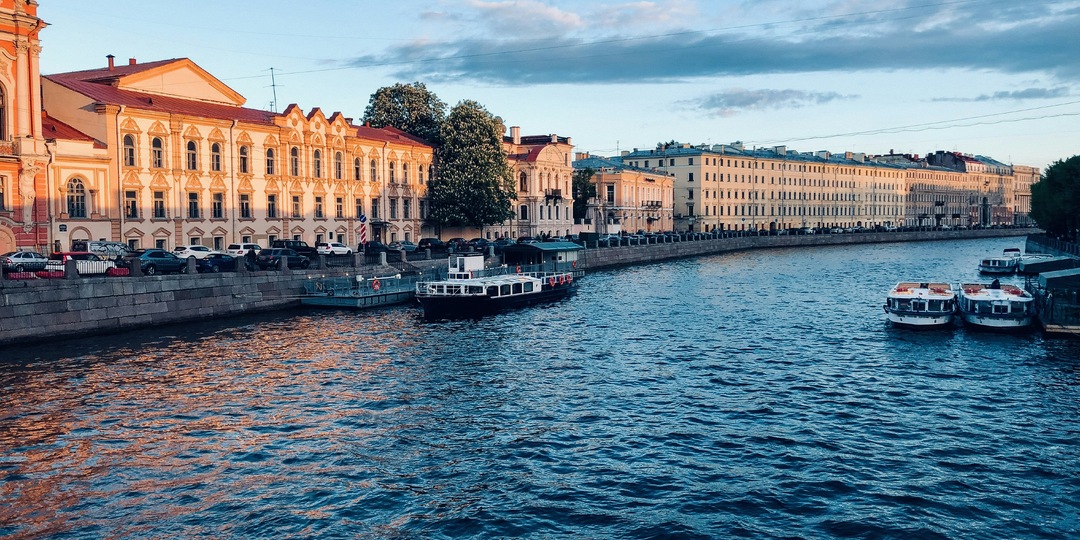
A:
245 247 257 270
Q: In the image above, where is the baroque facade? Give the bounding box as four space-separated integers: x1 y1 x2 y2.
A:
40 57 433 251
572 153 673 234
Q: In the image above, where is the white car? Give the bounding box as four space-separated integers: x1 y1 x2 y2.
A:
226 243 262 256
316 242 352 255
173 245 218 259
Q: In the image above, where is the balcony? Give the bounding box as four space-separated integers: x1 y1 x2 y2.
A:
641 200 662 209
544 189 563 201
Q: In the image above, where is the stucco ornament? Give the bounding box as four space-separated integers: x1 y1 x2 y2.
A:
19 160 41 228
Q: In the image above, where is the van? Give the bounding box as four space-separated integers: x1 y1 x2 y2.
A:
72 240 132 261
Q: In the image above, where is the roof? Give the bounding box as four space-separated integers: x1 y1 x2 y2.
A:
504 241 584 253
1039 267 1080 289
355 124 433 147
41 111 105 148
573 155 670 175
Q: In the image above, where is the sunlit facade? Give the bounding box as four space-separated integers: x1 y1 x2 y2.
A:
497 127 574 240
40 57 433 251
572 153 673 234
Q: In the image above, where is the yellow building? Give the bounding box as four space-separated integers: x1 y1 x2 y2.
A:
572 153 673 234
1011 165 1038 227
499 126 574 240
41 56 433 251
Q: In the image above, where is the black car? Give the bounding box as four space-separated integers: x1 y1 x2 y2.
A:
269 239 318 259
360 241 390 254
256 248 310 269
417 238 447 251
122 249 188 275
195 253 238 273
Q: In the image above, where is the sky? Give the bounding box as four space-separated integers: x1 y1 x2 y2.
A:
38 0 1080 172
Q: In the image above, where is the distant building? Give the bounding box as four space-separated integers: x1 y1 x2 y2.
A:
572 153 673 234
495 126 574 240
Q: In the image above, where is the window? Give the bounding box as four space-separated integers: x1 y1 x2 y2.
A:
290 147 299 176
403 163 409 183
315 196 324 218
689 172 695 182
0 177 5 211
687 203 694 217
688 189 694 200
419 200 427 219
67 178 87 218
519 205 528 220
313 149 322 178
0 86 5 140
606 185 615 205
153 191 166 218
187 192 200 218
212 192 224 218
403 199 411 219
371 197 380 219
389 198 398 219
418 165 425 184
123 135 136 167
186 140 198 170
156 239 166 250
334 152 343 180
389 162 396 183
355 198 363 218
239 146 250 174
267 194 278 218
240 193 251 218
211 143 222 172
292 195 301 218
354 158 362 181
266 148 276 175
151 138 164 168
519 172 527 191
335 197 343 218
125 190 138 218
370 160 377 182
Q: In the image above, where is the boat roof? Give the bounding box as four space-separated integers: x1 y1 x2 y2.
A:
503 241 584 253
1039 268 1080 288
426 273 540 287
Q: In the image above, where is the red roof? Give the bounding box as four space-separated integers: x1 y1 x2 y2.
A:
355 124 432 147
41 111 105 148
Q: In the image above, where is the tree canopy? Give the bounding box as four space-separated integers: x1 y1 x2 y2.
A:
425 100 515 229
1030 154 1080 241
361 82 446 145
572 167 596 220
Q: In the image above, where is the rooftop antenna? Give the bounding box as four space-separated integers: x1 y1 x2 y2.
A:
266 67 280 113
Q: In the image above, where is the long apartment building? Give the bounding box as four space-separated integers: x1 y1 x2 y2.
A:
621 143 1033 232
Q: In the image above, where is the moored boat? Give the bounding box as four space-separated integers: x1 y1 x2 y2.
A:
883 281 956 328
957 279 1035 330
415 254 578 319
978 248 1021 274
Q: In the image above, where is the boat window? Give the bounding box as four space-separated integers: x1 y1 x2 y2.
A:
436 285 444 294
524 282 534 293
911 299 926 311
487 286 498 296
469 286 483 294
993 304 1009 314
512 283 523 294
500 284 511 296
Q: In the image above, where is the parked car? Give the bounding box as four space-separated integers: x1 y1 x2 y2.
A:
256 248 309 269
387 240 417 252
491 238 515 253
74 240 132 261
226 243 262 256
121 249 187 275
1 250 49 273
195 253 238 273
173 245 219 260
46 251 118 275
359 241 390 254
315 241 353 255
446 237 468 251
467 238 490 250
516 236 539 244
269 239 318 259
598 235 621 247
417 238 447 251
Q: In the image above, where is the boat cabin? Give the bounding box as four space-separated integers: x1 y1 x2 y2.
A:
502 241 584 276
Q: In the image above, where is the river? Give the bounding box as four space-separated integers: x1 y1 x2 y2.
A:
2 237 1078 539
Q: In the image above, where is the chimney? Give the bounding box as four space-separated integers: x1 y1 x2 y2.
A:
129 58 137 66
510 126 520 144
107 54 115 70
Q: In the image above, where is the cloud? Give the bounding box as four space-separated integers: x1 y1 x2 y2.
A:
932 87 1073 102
691 88 858 117
344 0 1080 85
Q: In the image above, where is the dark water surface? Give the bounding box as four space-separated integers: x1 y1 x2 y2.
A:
2 238 1079 539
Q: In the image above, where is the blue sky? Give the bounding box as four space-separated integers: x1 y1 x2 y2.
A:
40 0 1080 172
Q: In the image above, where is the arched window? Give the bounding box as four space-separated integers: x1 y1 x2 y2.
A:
211 142 222 172
418 165 425 184
0 85 6 140
67 178 87 218
313 149 322 178
266 148 276 175
290 147 300 176
186 140 198 170
403 163 409 183
239 146 250 174
122 135 136 167
519 204 528 220
519 172 527 192
389 162 395 183
334 152 343 180
370 160 377 182
0 176 5 211
151 137 164 168
354 158 361 181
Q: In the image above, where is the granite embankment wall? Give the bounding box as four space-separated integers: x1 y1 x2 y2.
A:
583 228 1035 270
0 229 1036 346
1025 234 1080 258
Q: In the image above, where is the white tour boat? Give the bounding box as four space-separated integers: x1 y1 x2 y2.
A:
978 248 1021 274
883 282 957 328
415 254 577 319
956 279 1035 330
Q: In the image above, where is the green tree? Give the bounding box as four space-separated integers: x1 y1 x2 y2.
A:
426 100 515 229
361 82 446 144
1030 154 1080 240
572 167 596 220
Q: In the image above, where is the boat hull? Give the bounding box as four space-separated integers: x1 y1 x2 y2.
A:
957 311 1034 329
417 284 575 319
885 310 955 328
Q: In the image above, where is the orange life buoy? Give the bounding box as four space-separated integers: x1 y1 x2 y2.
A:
372 278 381 291
572 260 577 269
568 275 573 283
516 265 522 273
559 274 566 285
548 277 556 287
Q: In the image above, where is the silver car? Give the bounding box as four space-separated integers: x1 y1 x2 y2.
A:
1 251 49 273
